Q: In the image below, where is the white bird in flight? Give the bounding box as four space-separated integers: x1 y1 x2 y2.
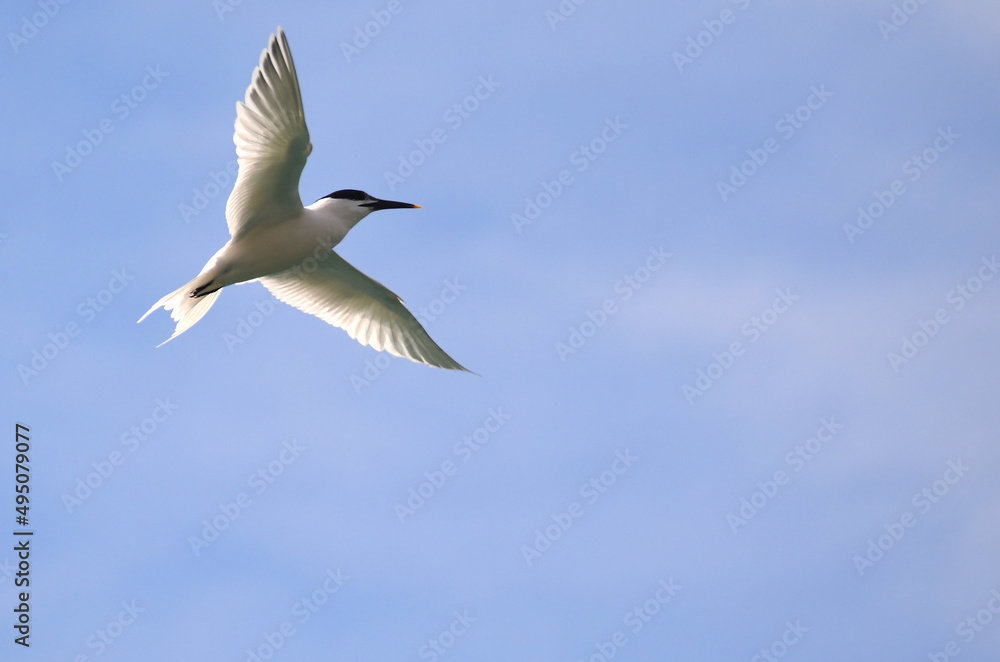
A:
140 27 469 371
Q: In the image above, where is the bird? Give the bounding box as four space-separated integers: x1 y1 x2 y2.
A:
139 27 469 372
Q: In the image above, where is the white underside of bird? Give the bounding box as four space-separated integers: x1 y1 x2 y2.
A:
139 27 469 372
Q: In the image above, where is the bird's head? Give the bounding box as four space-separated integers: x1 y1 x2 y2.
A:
315 189 421 227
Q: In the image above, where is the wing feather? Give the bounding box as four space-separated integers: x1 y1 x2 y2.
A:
225 27 311 240
260 253 470 371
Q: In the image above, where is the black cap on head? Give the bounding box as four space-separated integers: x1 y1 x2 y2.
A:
324 189 371 201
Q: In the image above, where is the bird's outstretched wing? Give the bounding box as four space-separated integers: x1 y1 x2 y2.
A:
260 252 470 371
226 26 311 240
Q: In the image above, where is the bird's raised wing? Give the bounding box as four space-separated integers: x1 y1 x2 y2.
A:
260 252 470 371
225 27 311 240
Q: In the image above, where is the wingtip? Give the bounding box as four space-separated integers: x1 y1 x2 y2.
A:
272 27 288 50
137 306 158 324
440 358 478 376
154 334 177 349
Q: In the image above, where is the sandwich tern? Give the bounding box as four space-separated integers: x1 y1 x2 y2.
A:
140 27 469 371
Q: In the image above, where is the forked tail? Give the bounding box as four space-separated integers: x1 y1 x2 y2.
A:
138 276 222 347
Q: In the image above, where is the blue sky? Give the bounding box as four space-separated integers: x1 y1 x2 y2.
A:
2 1 1000 660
